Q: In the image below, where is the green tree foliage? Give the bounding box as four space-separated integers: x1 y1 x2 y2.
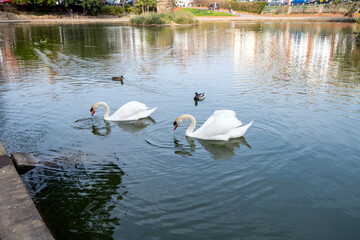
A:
134 0 157 14
124 4 132 13
63 0 78 7
81 0 103 15
16 0 57 6
63 0 103 15
101 5 124 15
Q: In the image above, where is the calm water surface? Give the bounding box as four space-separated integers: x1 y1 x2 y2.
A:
1 22 360 239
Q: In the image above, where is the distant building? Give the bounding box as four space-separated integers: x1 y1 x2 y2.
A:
175 0 193 7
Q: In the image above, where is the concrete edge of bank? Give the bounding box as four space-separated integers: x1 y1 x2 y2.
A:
0 141 54 240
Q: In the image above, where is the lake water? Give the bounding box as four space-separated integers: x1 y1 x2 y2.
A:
1 21 360 239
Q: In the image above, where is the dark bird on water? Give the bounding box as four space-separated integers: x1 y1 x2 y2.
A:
112 76 124 82
194 92 205 101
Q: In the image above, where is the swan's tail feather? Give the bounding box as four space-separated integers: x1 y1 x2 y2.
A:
136 107 157 120
229 121 253 138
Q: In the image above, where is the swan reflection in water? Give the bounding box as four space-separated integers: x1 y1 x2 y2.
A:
173 138 196 157
92 117 156 136
174 136 251 161
91 120 112 136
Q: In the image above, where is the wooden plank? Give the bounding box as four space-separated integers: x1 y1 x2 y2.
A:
0 141 54 240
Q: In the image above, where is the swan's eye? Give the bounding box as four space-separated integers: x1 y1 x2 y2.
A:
173 121 177 126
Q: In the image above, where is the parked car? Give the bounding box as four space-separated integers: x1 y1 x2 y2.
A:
290 0 308 4
308 0 331 3
0 0 13 4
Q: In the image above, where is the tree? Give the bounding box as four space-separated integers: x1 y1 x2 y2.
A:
63 0 103 15
134 0 156 13
17 0 57 6
81 0 103 15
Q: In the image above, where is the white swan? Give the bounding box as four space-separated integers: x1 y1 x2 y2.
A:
173 110 253 141
90 101 157 121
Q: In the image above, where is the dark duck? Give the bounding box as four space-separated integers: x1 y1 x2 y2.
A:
194 92 205 101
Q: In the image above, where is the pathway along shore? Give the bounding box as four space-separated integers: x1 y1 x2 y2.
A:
0 142 54 240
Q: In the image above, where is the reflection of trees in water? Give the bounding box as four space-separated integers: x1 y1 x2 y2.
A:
4 23 360 89
334 35 360 85
174 136 251 161
11 24 114 59
22 150 125 239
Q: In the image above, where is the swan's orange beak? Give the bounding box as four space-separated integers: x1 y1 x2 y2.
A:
173 121 178 130
90 108 95 117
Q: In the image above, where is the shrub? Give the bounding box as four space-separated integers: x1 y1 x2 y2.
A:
344 2 360 18
101 5 124 15
124 4 132 13
222 1 266 14
130 12 173 25
174 11 198 24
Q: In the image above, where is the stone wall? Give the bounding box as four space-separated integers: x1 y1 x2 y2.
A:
157 0 174 15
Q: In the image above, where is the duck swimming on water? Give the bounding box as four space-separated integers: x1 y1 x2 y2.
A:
112 76 124 82
194 92 205 101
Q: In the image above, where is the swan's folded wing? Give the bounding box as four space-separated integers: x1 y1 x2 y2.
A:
134 107 157 120
212 110 235 118
194 110 242 139
111 101 148 120
228 121 253 139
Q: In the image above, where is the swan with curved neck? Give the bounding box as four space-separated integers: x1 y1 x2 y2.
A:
90 101 157 121
173 110 253 141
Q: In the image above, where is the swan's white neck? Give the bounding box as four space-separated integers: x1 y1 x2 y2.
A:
178 114 196 137
95 102 111 120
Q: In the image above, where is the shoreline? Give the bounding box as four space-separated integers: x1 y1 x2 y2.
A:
0 12 354 24
0 142 54 240
196 14 352 22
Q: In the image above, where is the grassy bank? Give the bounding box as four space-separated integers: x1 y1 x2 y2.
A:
193 0 266 14
176 8 234 16
130 11 198 25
